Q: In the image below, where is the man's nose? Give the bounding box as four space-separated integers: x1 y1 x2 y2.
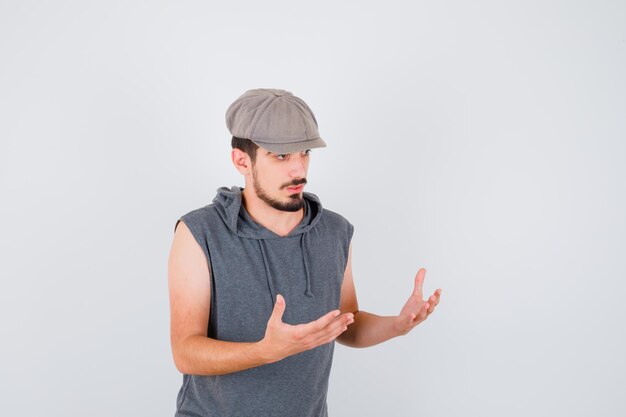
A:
289 154 307 177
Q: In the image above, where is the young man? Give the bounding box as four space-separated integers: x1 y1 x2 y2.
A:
168 88 442 417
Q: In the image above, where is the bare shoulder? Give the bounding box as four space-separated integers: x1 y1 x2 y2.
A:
168 220 212 361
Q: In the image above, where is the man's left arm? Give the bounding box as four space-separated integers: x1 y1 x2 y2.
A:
336 242 442 348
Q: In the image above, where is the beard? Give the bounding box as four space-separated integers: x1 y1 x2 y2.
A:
252 165 305 212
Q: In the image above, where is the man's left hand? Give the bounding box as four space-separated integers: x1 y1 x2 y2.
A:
395 268 441 336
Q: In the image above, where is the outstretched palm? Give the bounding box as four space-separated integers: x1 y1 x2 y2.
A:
395 268 441 335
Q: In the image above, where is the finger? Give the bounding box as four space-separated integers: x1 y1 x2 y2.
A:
340 312 355 328
314 314 353 345
324 313 354 337
269 294 286 324
427 295 437 314
302 308 342 333
421 302 430 318
328 312 354 334
413 268 426 298
433 289 442 306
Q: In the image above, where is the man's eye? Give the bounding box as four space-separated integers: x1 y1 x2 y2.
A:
276 150 310 160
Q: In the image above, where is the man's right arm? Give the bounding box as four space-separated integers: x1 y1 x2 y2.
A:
168 220 355 376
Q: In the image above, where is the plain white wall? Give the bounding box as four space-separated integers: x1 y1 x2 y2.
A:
1 1 625 416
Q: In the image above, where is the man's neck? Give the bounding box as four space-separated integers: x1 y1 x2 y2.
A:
241 188 305 237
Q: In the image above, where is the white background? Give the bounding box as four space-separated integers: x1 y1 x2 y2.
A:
1 1 625 416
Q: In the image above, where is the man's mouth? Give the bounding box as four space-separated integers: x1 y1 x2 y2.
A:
287 184 304 192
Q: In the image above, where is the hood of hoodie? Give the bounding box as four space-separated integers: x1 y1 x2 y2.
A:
212 185 323 298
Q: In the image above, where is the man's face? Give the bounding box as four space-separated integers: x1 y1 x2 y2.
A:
249 148 311 212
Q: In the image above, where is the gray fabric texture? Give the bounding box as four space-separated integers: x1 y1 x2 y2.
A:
173 185 354 417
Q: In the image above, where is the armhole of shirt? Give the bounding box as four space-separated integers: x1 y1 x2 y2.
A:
342 220 355 275
175 216 213 273
347 221 355 246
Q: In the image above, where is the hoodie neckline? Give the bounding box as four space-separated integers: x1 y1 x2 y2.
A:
213 185 322 240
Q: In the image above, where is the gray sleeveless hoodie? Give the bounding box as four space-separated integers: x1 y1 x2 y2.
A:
173 185 354 417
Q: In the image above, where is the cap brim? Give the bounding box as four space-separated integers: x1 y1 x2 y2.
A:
251 137 327 154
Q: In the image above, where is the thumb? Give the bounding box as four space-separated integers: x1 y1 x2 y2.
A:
270 294 286 323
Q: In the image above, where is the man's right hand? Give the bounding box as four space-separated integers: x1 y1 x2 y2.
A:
258 294 354 363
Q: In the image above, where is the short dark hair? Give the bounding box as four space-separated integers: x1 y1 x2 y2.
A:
231 136 260 164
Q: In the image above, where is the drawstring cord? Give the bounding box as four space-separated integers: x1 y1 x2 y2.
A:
258 234 314 303
301 233 313 297
258 240 276 304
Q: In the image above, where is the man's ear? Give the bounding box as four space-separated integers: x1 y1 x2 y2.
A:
231 148 252 175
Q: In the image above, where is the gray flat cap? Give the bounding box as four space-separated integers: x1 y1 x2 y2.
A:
225 88 327 154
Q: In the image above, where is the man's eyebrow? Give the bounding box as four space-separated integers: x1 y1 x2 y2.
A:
266 151 272 156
